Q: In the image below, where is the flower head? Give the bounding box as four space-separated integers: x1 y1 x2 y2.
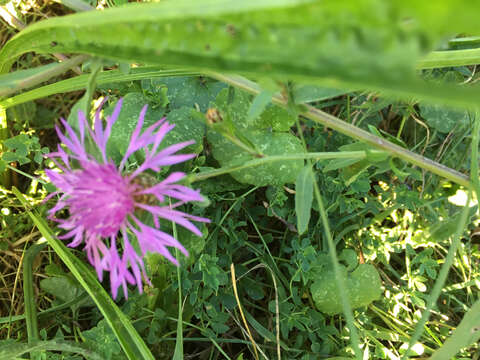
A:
45 99 209 299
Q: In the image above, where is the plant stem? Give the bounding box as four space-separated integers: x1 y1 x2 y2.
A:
209 73 471 189
189 151 382 182
5 164 49 185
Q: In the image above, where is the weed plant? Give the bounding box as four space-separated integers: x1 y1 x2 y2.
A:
1 1 480 359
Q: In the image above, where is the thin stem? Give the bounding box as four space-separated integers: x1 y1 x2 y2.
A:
5 164 49 185
189 151 382 183
208 72 471 189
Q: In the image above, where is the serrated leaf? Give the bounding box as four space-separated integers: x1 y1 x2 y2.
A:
295 165 313 235
311 264 382 315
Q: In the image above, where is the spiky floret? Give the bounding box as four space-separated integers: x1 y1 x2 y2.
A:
46 99 208 299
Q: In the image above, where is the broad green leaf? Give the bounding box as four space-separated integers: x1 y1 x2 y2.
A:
430 299 480 360
214 87 295 131
12 188 155 360
40 276 94 310
419 103 469 133
104 91 206 163
208 129 304 186
83 320 125 360
4 1 480 107
165 106 206 153
295 165 313 235
338 248 358 272
213 87 251 130
142 76 225 112
311 264 382 315
107 93 166 161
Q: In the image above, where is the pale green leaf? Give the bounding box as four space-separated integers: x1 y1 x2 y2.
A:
295 165 313 235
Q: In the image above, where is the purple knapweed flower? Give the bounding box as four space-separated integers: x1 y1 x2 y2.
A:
45 98 209 299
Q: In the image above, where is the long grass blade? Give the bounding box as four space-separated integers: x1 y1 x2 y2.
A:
12 187 155 360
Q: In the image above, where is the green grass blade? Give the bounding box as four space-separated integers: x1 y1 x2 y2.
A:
311 174 361 360
12 187 155 360
418 48 480 69
172 222 184 360
23 243 47 360
430 299 480 359
0 67 198 109
295 165 313 235
0 55 88 97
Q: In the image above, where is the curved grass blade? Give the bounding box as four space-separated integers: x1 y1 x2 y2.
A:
12 187 155 360
430 299 480 359
0 55 88 98
0 67 198 109
0 340 103 360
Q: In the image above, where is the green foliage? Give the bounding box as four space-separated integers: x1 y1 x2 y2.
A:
311 263 382 315
419 103 470 133
1 133 48 165
208 129 304 185
4 1 480 359
83 320 125 360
